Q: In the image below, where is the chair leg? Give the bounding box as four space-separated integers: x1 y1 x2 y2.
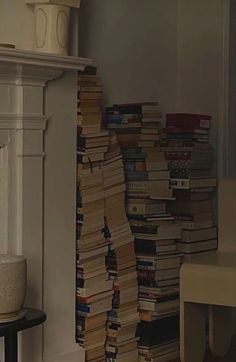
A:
180 301 206 362
209 305 234 357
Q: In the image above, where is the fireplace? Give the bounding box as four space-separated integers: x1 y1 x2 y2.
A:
0 48 91 362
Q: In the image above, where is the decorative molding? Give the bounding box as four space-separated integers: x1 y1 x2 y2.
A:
0 48 92 72
43 348 84 362
26 0 81 8
0 65 63 87
0 144 9 254
0 67 63 87
0 130 10 146
0 114 49 130
43 350 84 362
0 43 83 362
0 36 87 361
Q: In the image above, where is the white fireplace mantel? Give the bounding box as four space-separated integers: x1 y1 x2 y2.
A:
0 49 92 362
0 48 91 70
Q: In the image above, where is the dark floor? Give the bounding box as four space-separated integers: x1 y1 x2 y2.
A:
172 335 236 362
204 336 236 362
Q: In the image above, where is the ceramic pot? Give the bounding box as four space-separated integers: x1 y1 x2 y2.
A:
34 4 70 55
0 255 27 322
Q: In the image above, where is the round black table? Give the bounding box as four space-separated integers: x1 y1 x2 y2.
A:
0 308 46 362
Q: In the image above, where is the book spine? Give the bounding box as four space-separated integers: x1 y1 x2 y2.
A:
77 304 91 313
166 114 211 129
126 203 146 215
126 181 149 191
170 178 190 189
125 171 148 181
137 260 155 270
124 161 146 172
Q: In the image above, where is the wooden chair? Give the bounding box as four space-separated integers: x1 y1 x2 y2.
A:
180 179 236 362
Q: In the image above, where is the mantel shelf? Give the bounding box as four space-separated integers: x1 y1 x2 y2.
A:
0 48 92 71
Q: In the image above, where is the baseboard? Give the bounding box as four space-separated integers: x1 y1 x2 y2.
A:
43 348 85 362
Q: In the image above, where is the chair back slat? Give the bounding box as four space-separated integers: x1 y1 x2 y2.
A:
218 179 236 252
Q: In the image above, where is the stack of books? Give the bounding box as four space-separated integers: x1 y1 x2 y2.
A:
104 102 182 361
76 69 113 361
103 133 139 362
137 315 179 362
162 113 217 260
78 66 103 135
105 102 162 149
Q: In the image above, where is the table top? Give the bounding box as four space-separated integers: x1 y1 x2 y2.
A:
0 308 46 337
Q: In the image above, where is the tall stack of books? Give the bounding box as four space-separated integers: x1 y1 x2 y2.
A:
162 113 217 260
78 66 103 135
76 69 113 362
104 103 182 361
137 315 179 362
103 133 139 362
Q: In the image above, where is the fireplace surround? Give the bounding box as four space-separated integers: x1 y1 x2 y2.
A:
0 47 91 362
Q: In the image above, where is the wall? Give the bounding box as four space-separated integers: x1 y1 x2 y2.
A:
78 0 179 114
177 0 222 152
78 0 223 155
0 0 34 50
79 0 236 176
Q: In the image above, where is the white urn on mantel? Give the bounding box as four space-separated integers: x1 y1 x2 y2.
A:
26 0 81 55
0 255 27 323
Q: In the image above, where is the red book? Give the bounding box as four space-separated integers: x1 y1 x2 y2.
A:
166 113 211 129
163 126 209 134
173 190 211 202
164 151 192 161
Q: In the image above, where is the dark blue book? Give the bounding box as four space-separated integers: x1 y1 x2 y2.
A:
125 171 148 181
106 103 143 115
76 303 96 313
137 315 179 347
137 260 155 269
122 148 146 160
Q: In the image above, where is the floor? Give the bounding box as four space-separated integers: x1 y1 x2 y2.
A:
204 337 236 362
172 335 236 362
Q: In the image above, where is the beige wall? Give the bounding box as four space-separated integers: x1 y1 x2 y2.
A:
0 0 79 55
0 1 232 181
0 0 34 50
177 0 222 152
0 0 227 167
78 0 227 169
78 0 179 114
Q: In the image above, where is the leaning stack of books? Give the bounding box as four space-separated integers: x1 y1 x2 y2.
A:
104 102 182 361
78 67 103 135
162 113 217 260
103 133 139 362
104 102 171 199
76 69 113 361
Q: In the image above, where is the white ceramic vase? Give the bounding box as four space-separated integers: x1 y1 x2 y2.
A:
34 4 70 55
0 255 27 323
